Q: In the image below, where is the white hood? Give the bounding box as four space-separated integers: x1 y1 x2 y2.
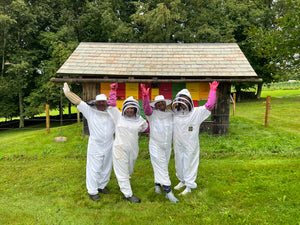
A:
172 89 194 113
122 96 141 118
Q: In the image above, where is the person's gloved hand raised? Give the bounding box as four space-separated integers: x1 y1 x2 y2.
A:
108 83 118 107
63 82 70 94
62 82 82 105
140 83 150 99
110 83 118 91
209 81 219 91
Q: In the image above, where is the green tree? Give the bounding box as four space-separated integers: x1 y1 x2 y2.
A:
27 27 79 117
131 0 184 42
0 13 16 79
247 0 300 81
24 0 81 117
78 0 133 42
2 0 297 121
0 0 38 127
5 61 33 127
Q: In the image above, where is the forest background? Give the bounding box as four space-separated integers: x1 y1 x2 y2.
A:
0 0 299 127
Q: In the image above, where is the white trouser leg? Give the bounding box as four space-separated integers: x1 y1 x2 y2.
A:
183 149 199 189
113 157 133 198
86 153 103 195
174 145 184 183
98 150 112 189
150 145 171 186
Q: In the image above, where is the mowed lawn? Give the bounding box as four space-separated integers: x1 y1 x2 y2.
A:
0 89 299 225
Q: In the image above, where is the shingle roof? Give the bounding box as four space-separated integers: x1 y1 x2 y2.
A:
56 42 257 79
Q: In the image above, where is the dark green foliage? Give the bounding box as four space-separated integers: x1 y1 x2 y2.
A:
0 0 299 121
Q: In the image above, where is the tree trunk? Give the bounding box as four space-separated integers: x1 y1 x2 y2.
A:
236 87 241 102
19 87 24 128
1 21 6 79
256 83 262 99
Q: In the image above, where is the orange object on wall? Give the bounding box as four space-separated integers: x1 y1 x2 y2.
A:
199 82 210 100
100 83 112 97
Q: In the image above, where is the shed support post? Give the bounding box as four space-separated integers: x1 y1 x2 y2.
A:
211 82 231 135
82 82 101 135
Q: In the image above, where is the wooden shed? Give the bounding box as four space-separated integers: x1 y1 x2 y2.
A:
52 42 261 135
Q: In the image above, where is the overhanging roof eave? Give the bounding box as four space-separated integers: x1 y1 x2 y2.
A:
51 77 263 83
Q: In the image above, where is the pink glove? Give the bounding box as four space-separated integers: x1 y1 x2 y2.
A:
108 83 118 107
143 120 150 133
110 83 118 91
140 83 150 99
143 98 153 116
209 81 219 91
205 81 218 111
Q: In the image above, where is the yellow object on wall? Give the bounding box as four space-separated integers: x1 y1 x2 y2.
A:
199 82 210 100
116 100 124 112
126 83 139 100
186 83 200 100
151 88 159 101
100 83 112 97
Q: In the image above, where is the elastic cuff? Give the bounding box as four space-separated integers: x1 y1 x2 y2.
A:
163 185 171 193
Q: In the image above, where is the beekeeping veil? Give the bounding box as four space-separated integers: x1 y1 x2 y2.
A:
122 96 141 118
172 89 194 114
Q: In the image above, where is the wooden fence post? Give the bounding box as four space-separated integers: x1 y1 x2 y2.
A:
77 109 80 123
46 104 50 133
265 96 271 127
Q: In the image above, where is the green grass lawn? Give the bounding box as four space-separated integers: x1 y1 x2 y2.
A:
0 91 299 224
234 89 300 134
0 106 78 122
261 88 300 98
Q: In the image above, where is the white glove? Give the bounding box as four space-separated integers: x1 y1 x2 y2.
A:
63 82 70 94
62 82 82 105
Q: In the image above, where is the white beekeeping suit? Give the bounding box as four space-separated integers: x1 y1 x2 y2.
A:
172 89 211 194
140 84 178 203
107 95 148 203
63 82 115 201
77 101 115 195
147 109 173 187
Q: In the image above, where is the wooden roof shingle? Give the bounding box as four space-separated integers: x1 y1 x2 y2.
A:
55 42 259 82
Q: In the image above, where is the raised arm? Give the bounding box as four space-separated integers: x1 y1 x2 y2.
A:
204 81 219 111
140 83 152 116
63 82 82 105
108 83 118 107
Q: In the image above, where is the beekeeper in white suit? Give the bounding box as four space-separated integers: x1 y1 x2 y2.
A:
140 84 178 203
107 83 148 203
172 81 219 195
63 82 115 202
